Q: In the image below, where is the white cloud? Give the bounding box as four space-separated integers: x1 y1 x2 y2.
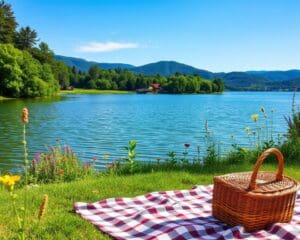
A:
76 41 139 53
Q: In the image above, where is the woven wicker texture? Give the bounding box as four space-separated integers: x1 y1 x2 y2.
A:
212 148 299 232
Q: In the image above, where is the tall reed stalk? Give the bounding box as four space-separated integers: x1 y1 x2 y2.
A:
21 107 29 240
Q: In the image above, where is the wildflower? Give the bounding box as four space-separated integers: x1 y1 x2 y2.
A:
245 127 251 133
251 114 259 122
84 163 91 169
22 107 29 124
34 152 41 162
184 143 190 148
38 194 48 221
0 175 21 186
64 145 70 155
32 159 37 168
92 156 98 161
102 154 109 159
58 169 64 175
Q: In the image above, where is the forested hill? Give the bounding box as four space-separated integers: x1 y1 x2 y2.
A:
57 55 300 91
55 55 135 72
132 61 214 79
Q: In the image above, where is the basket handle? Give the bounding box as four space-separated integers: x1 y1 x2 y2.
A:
248 148 284 191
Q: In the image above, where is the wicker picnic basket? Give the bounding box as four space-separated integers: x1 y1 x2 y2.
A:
212 148 299 232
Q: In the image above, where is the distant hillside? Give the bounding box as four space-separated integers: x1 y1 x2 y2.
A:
55 55 135 72
220 72 269 89
266 77 300 90
56 55 299 91
247 70 300 82
132 61 215 79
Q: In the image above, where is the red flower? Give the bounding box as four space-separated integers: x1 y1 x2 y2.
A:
184 143 190 148
58 169 64 175
92 156 97 161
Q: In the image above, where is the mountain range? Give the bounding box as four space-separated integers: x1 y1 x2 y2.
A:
55 55 300 90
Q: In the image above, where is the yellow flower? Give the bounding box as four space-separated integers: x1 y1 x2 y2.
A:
251 114 259 122
102 154 109 159
245 127 251 133
0 175 21 186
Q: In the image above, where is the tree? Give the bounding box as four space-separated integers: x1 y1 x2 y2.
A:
31 42 54 64
96 79 111 90
87 79 97 89
165 75 187 93
88 65 101 80
200 80 212 93
52 61 70 89
213 79 225 92
0 44 23 97
0 44 59 97
15 26 38 50
0 0 17 43
186 78 200 93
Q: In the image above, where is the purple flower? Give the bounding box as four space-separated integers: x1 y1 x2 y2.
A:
34 152 41 162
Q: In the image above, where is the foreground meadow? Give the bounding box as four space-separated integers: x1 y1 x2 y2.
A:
1 162 300 240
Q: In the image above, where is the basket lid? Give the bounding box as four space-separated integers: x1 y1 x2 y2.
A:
216 171 298 194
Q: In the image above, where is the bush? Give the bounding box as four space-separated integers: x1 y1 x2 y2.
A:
29 144 95 183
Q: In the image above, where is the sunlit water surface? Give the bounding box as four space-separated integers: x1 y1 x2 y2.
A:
0 92 298 171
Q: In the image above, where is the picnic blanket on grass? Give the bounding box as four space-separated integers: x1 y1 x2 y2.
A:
74 185 300 240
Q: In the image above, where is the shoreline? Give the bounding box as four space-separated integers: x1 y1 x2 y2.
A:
58 89 134 95
0 96 14 100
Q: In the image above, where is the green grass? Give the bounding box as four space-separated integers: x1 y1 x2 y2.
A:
0 96 13 100
1 163 300 239
59 88 134 95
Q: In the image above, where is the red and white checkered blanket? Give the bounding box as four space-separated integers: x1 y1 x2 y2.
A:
74 185 300 240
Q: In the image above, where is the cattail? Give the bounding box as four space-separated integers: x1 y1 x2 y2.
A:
38 194 48 221
22 107 29 124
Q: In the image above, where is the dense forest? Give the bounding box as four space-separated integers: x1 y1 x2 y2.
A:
0 0 223 98
70 66 224 93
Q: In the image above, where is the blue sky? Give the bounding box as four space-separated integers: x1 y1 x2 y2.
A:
8 0 300 72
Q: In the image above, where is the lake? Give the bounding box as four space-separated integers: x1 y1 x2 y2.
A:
0 92 298 172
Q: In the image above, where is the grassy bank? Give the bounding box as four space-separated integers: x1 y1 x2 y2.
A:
1 163 299 240
59 88 134 95
0 96 13 100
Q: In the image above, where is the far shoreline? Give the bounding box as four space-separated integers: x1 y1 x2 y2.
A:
58 89 134 95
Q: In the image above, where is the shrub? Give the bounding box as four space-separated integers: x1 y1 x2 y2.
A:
29 144 94 183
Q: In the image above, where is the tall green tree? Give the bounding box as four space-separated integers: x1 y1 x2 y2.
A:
52 61 70 89
0 44 23 97
88 65 101 80
0 0 17 43
0 44 58 97
31 42 54 64
15 26 38 50
213 78 225 92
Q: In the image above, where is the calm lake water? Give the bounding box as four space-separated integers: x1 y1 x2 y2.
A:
0 92 298 172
